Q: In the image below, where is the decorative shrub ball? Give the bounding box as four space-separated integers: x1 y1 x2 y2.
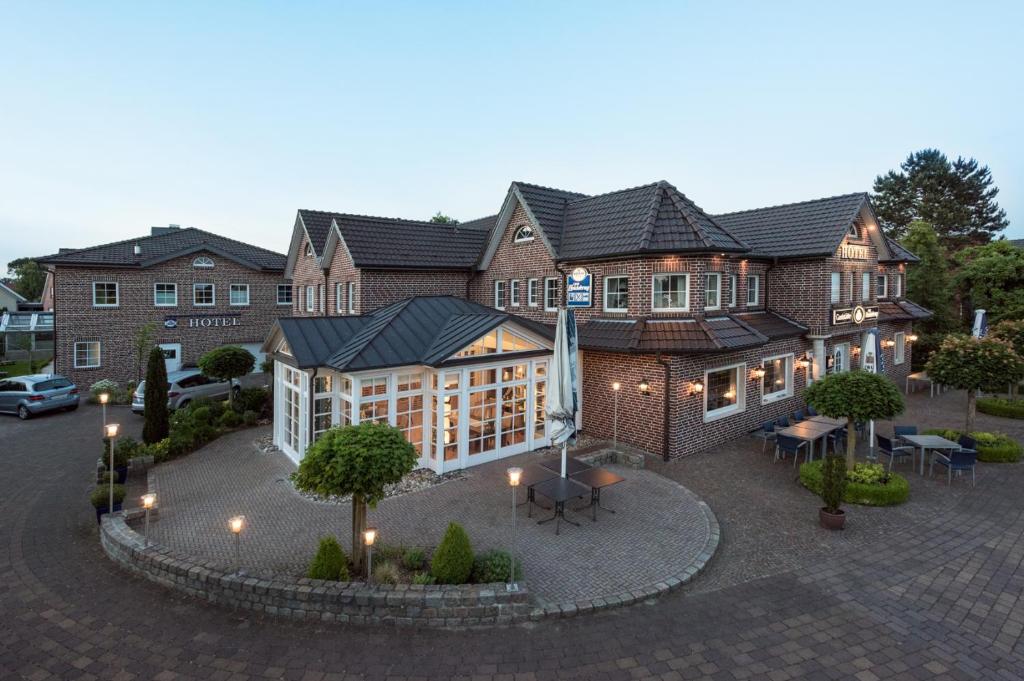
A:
799 460 909 506
307 536 350 581
430 522 474 584
471 549 523 584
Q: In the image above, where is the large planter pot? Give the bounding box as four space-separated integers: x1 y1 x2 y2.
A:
114 465 129 483
819 507 845 530
95 502 123 524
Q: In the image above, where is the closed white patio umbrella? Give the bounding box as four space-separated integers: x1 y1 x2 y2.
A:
546 308 579 477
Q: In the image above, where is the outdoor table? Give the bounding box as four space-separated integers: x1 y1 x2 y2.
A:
570 467 625 521
901 434 961 476
906 371 941 397
777 420 842 465
539 455 592 477
532 476 589 534
518 465 557 516
806 415 846 428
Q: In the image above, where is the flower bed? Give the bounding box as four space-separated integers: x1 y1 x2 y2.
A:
799 460 910 506
923 428 1022 463
976 397 1024 420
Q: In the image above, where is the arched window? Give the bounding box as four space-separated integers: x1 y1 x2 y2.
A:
192 256 214 269
513 225 534 243
305 243 315 257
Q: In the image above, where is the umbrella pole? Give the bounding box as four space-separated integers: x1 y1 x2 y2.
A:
561 443 567 478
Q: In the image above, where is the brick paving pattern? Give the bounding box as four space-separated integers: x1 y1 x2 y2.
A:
0 388 1022 680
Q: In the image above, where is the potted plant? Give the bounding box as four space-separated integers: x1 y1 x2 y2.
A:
90 484 126 524
819 455 847 530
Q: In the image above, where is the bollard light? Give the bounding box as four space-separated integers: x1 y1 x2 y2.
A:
363 527 377 546
229 515 245 572
105 422 120 439
141 493 156 547
364 527 377 584
99 393 109 405
105 423 120 518
611 381 621 392
229 515 245 534
506 467 523 591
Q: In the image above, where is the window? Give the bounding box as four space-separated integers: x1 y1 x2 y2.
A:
862 272 871 301
510 280 520 307
154 283 177 307
192 256 214 269
501 331 540 352
876 274 888 299
528 278 538 307
604 275 628 312
847 223 860 238
359 376 389 424
513 225 534 242
92 282 118 307
318 284 325 313
347 282 355 314
830 273 841 304
705 273 721 310
729 274 737 307
652 273 689 311
305 243 314 258
277 284 292 306
761 354 793 403
827 343 850 374
456 330 498 357
229 284 249 306
894 274 902 298
336 282 344 313
312 375 333 441
396 373 424 454
894 332 905 365
305 286 314 312
74 341 101 368
494 280 506 309
704 364 744 421
193 283 215 306
847 272 854 303
746 275 760 306
544 277 558 311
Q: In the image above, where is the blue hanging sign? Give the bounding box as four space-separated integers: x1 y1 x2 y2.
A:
566 267 592 308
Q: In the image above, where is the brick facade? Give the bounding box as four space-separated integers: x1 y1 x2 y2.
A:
51 252 288 388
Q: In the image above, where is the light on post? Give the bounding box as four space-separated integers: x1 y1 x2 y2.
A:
105 423 119 439
229 515 245 572
611 382 621 452
98 393 109 405
507 467 522 487
364 527 377 584
506 467 522 591
141 493 156 546
611 381 621 392
105 423 120 519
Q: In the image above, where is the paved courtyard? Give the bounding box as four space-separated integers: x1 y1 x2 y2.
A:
141 434 714 605
1 387 1023 680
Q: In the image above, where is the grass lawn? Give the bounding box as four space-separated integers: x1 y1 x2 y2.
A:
0 357 52 378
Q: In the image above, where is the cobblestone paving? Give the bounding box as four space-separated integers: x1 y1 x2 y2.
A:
1 390 1023 680
144 433 712 605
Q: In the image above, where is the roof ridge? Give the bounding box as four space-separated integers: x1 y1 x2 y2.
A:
39 225 285 262
714 192 868 217
664 188 717 250
638 184 667 252
308 209 473 228
728 314 770 343
565 180 664 206
512 181 589 197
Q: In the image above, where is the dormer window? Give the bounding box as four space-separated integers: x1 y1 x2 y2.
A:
192 256 214 269
305 243 315 257
513 225 535 243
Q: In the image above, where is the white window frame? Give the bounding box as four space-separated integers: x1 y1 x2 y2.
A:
527 278 538 307
894 331 906 365
847 271 854 303
746 275 760 306
830 273 841 304
229 283 250 306
847 223 859 238
192 256 215 269
703 362 745 423
512 225 535 243
92 282 119 308
276 284 292 306
153 282 177 307
760 353 794 404
705 273 721 311
728 274 737 307
652 273 690 312
544 277 558 311
347 282 356 314
510 280 520 307
193 283 215 307
305 243 314 258
862 272 871 301
305 286 314 312
318 284 325 313
894 273 902 298
603 275 628 313
877 274 888 299
336 282 344 313
494 280 506 310
73 340 101 369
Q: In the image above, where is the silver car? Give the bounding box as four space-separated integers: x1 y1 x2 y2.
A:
131 368 239 414
0 374 80 419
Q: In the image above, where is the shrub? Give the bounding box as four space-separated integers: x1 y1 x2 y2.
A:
402 547 426 571
977 397 1024 419
411 572 436 585
235 387 271 416
372 562 400 585
148 438 171 463
307 536 350 581
89 379 119 400
90 484 126 509
922 428 1022 463
800 460 909 506
471 549 523 584
846 462 886 485
242 410 258 426
143 346 169 443
190 406 213 425
218 409 242 428
100 470 120 485
113 437 140 467
819 455 847 513
430 522 474 584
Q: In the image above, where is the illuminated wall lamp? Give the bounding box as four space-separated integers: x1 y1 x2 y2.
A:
691 381 704 395
638 379 651 396
751 367 766 380
908 334 919 342
883 339 896 348
798 357 811 370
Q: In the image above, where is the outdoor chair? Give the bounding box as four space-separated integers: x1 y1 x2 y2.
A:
876 434 915 472
775 415 790 429
793 409 806 422
893 425 917 446
828 427 847 454
755 420 776 455
806 405 818 417
931 448 977 486
775 434 808 467
957 434 979 456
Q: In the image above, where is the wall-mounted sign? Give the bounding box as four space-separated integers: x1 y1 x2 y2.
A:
566 267 592 308
839 243 870 260
831 305 879 326
164 313 241 329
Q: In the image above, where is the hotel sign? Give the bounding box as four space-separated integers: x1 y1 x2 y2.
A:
566 267 593 308
839 244 869 260
832 305 878 326
164 313 241 329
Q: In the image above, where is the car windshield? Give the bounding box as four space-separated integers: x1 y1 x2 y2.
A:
33 378 71 391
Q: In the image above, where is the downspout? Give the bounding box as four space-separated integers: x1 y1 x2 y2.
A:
307 367 318 453
322 263 330 317
555 263 569 307
656 351 672 461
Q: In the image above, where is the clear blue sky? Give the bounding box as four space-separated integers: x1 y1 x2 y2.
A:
2 1 1022 269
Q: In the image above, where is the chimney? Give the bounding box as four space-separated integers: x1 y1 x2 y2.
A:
151 224 182 236
133 243 142 256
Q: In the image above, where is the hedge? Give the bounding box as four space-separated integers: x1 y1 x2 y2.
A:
976 397 1024 420
799 460 910 506
922 428 1022 463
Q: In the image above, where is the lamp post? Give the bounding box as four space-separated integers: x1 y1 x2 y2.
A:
104 423 119 514
229 515 245 571
99 392 109 427
363 527 377 584
507 467 522 591
611 382 621 452
141 493 156 546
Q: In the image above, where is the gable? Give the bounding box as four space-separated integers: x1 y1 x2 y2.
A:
478 189 558 270
449 324 545 360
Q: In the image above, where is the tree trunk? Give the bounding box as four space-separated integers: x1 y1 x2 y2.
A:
966 388 977 434
350 494 366 574
845 416 857 470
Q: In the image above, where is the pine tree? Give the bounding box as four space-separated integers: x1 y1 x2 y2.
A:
142 346 170 444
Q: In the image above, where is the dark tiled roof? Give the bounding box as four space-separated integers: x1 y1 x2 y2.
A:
37 227 286 271
297 210 337 256
273 296 552 371
512 182 588 254
734 311 808 339
877 299 933 322
334 214 494 269
714 193 868 258
880 237 920 263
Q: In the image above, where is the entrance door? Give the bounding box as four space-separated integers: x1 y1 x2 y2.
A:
158 343 182 374
828 343 849 374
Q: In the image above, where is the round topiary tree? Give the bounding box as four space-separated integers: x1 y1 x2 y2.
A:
990 320 1024 397
292 422 418 573
926 334 1024 433
142 346 170 444
197 346 255 406
431 522 474 584
804 370 905 469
